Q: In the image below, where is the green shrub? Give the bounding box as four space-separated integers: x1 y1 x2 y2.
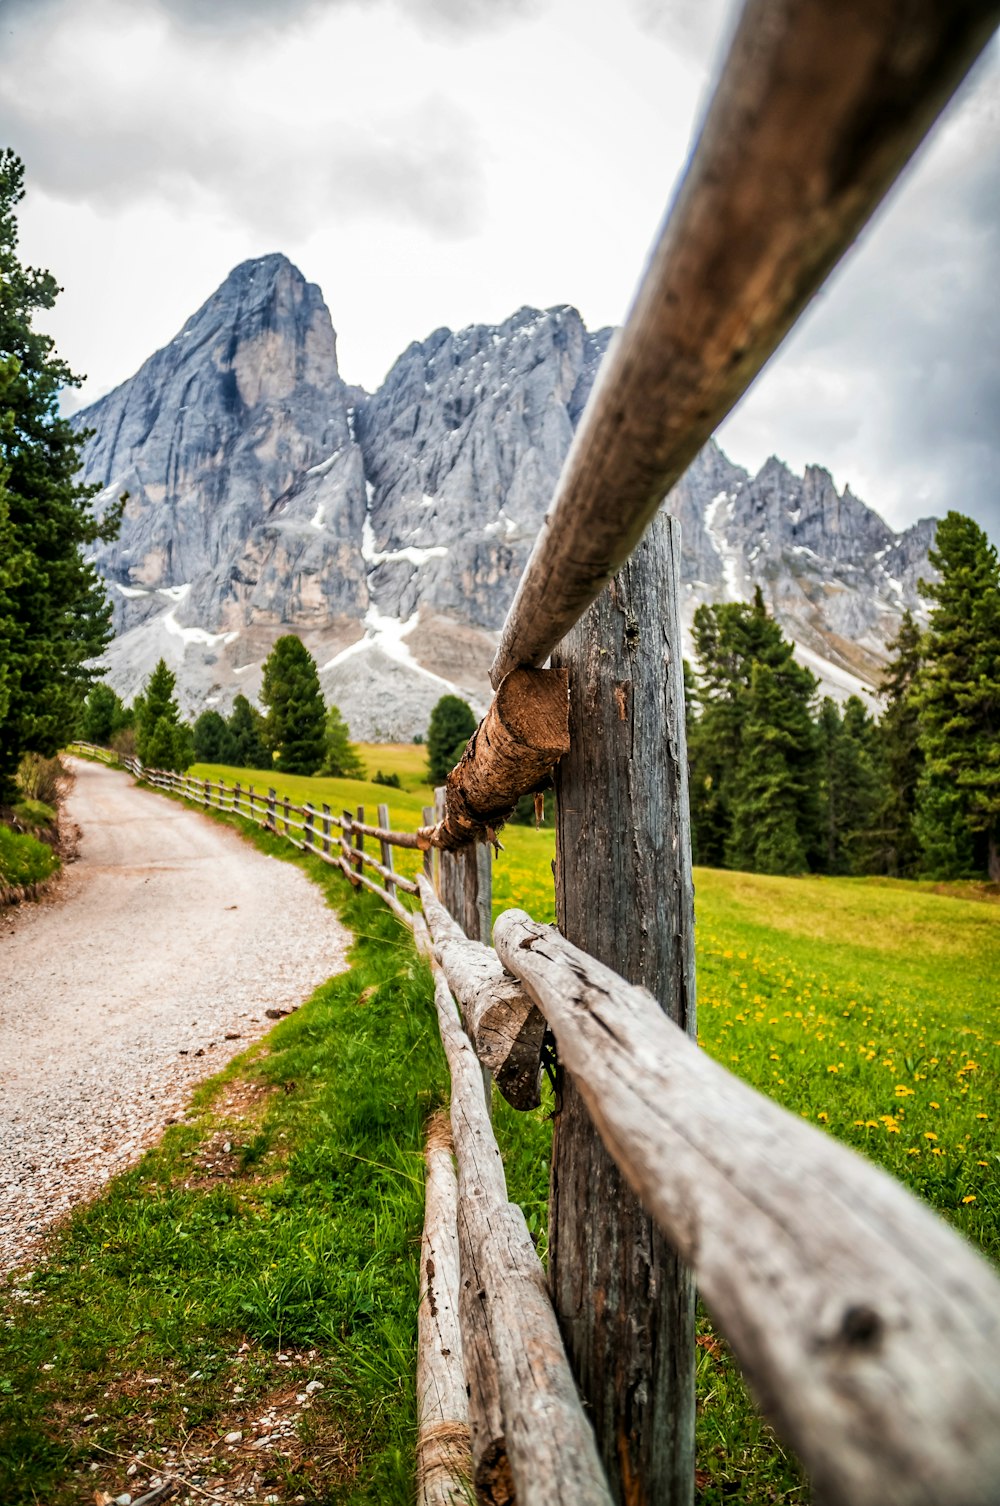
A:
373 769 402 789
0 823 59 889
11 798 57 832
16 752 66 805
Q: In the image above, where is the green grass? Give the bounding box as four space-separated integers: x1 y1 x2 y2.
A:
0 821 59 890
20 753 1000 1502
0 817 447 1505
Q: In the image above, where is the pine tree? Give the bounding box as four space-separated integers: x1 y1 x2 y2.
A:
726 660 819 875
79 682 130 746
260 636 326 776
193 709 235 765
0 152 122 798
689 589 819 870
914 513 1000 880
817 696 883 874
226 694 270 770
319 704 364 778
877 610 924 876
136 659 190 772
426 695 477 784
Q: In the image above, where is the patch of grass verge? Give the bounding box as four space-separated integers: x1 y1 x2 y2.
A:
0 821 59 890
0 816 447 1505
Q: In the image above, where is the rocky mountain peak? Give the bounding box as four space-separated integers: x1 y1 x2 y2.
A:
77 256 939 737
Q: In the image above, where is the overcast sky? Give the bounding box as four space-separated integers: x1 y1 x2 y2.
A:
2 0 997 540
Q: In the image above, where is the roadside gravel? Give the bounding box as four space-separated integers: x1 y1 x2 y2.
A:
0 757 350 1275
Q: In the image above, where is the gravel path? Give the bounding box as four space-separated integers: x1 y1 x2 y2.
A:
0 757 351 1275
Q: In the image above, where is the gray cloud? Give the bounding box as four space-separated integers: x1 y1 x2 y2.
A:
0 4 485 240
720 47 1000 541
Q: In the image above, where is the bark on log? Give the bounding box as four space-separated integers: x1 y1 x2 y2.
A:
420 875 544 1111
418 1112 474 1506
431 970 611 1506
493 910 1000 1506
490 0 999 687
420 668 569 852
550 511 695 1504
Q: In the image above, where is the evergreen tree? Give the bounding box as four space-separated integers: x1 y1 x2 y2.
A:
193 709 235 765
689 589 819 870
79 682 130 746
914 513 1000 880
136 659 189 772
260 636 326 775
817 696 883 874
877 610 924 876
319 703 365 778
226 694 269 770
0 152 122 798
726 659 819 875
426 695 477 784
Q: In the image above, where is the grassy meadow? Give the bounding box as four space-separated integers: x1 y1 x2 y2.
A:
2 745 995 1502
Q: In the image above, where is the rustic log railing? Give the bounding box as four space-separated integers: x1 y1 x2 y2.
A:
66 1 1000 1499
70 737 1000 1504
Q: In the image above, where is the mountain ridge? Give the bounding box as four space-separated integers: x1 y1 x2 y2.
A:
75 254 934 738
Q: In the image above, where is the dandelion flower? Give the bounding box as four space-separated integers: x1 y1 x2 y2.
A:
962 1195 976 1204
924 1132 938 1140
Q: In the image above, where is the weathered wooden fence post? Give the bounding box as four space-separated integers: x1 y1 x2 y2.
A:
433 788 492 945
234 780 242 815
322 803 332 857
422 805 435 884
354 805 366 883
551 510 696 1504
304 802 314 851
267 787 276 830
283 793 290 836
343 808 360 887
377 802 397 902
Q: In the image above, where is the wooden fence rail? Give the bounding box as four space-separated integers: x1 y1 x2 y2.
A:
67 731 1000 1504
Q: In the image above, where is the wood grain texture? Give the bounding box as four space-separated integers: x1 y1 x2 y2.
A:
490 0 999 686
431 970 611 1506
377 803 398 901
420 875 544 1111
494 910 1000 1506
421 669 570 851
418 1113 474 1506
550 512 695 1505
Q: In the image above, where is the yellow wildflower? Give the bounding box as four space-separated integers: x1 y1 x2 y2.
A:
924 1132 938 1140
962 1195 977 1204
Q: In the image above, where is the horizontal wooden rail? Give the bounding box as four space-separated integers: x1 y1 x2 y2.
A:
431 964 612 1505
490 0 998 685
493 909 1000 1506
418 875 544 1110
417 1113 473 1505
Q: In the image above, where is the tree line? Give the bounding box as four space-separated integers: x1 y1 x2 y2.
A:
687 511 1000 883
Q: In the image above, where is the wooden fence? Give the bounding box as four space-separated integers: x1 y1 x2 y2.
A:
68 1 1000 1501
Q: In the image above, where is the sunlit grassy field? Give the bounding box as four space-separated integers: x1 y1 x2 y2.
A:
182 749 997 1498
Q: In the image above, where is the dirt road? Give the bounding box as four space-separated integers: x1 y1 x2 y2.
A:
0 757 350 1272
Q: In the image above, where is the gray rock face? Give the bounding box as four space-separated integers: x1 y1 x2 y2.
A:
77 255 937 737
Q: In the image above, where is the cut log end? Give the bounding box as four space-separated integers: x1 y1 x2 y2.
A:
424 667 570 851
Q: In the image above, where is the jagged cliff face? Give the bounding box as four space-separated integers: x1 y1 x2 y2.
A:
77 254 935 739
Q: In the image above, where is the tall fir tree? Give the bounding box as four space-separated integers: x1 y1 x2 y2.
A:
726 658 819 875
877 610 924 876
136 659 190 772
426 695 477 784
0 151 122 797
260 636 326 776
914 512 1000 880
226 694 270 770
817 696 883 874
319 703 364 778
689 588 819 871
192 709 235 765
